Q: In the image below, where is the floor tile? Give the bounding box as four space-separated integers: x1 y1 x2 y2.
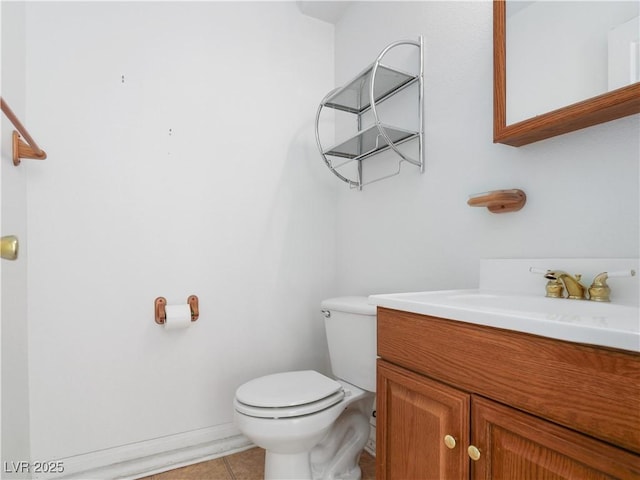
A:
224 447 265 480
144 457 232 480
359 451 376 480
139 447 375 479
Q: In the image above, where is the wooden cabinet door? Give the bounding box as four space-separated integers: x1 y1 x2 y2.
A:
471 396 640 480
377 360 470 480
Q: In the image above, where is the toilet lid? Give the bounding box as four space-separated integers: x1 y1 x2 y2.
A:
235 370 343 408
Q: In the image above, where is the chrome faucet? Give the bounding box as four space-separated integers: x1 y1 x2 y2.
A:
544 271 586 300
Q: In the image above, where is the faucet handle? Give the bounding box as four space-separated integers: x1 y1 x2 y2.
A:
529 267 564 298
588 270 636 302
529 267 549 275
603 270 636 278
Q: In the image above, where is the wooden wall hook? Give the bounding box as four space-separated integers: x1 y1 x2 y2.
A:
467 189 526 213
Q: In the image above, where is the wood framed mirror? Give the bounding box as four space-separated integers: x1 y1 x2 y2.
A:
493 0 640 147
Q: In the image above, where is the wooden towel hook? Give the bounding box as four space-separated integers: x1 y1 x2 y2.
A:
467 189 526 213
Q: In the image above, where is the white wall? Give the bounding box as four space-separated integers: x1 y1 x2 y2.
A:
23 1 336 463
333 1 639 295
1 0 31 473
5 0 639 472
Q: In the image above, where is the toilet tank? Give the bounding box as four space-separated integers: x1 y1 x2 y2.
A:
321 296 377 392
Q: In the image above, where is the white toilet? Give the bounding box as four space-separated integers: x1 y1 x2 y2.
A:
233 296 377 480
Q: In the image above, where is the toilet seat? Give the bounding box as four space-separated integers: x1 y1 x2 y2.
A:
235 389 345 418
234 370 345 419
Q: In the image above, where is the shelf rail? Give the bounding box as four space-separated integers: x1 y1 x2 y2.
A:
316 88 360 189
1 96 47 166
369 38 424 173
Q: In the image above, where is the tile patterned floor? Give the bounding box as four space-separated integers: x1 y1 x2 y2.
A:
141 447 375 480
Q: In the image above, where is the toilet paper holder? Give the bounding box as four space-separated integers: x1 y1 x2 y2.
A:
154 295 199 325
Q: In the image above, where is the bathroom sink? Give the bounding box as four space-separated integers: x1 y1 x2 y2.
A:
369 289 640 352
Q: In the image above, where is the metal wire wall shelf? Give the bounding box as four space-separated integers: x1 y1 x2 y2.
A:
315 37 424 190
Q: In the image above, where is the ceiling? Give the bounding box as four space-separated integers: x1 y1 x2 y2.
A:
296 1 354 25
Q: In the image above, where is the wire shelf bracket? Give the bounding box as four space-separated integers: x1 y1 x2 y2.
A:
315 36 424 190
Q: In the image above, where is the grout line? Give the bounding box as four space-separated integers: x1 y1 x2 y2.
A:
222 457 237 480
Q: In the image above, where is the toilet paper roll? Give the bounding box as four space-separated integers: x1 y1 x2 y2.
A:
164 304 192 330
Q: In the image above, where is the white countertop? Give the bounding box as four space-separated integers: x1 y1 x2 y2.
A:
369 289 640 352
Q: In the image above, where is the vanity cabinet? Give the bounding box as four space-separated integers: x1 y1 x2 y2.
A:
376 307 640 480
377 361 470 479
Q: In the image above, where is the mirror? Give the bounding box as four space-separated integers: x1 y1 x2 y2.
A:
494 0 640 147
507 1 639 125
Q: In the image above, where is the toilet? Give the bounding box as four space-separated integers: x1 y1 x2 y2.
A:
233 296 377 480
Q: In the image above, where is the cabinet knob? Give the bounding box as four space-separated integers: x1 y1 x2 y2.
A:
443 435 457 449
468 445 481 461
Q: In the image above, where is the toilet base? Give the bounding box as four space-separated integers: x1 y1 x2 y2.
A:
310 406 371 480
265 451 312 480
263 405 371 480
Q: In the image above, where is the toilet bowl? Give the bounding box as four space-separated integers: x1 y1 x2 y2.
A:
234 371 372 479
233 297 377 480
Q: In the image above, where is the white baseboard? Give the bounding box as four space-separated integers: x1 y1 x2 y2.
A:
34 424 252 480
